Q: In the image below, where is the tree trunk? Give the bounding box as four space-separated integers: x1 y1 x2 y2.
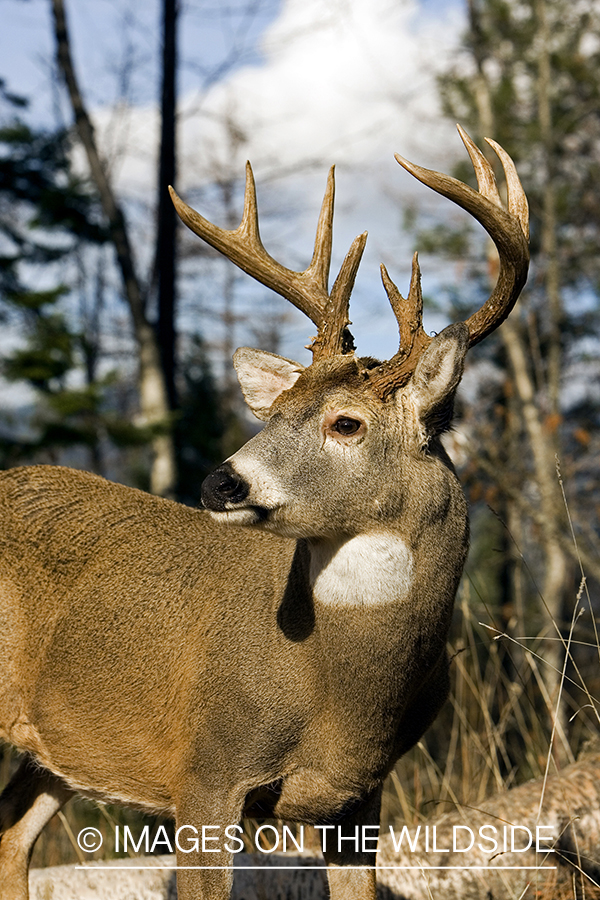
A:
501 317 571 762
466 0 571 763
156 0 178 411
51 0 176 497
379 739 600 899
534 0 562 421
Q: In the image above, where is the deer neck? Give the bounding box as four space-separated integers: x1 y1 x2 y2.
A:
307 532 413 608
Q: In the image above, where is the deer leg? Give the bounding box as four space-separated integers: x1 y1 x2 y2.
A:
174 779 244 900
323 785 382 900
0 756 73 900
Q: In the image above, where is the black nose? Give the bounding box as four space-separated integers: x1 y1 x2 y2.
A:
201 463 249 511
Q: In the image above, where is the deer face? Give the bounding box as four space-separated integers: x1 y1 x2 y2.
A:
201 324 468 540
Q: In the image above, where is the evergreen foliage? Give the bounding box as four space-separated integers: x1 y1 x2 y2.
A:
0 90 117 469
440 0 600 299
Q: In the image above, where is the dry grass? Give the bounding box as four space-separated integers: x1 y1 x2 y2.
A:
382 563 600 829
379 545 600 900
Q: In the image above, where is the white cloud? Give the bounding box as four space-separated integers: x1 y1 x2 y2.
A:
96 0 464 194
87 0 469 362
185 0 464 179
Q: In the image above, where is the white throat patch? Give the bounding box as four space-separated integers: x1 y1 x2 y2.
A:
309 533 413 606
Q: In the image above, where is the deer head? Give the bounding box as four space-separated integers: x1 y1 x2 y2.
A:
170 126 529 539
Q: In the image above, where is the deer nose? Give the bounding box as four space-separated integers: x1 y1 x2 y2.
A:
201 463 249 511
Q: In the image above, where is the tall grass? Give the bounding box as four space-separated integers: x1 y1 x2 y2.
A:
382 574 600 832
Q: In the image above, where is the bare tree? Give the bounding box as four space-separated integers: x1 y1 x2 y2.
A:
51 0 176 497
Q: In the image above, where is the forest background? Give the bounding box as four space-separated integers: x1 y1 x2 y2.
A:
1 0 600 882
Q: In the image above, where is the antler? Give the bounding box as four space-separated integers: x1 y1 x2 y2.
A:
367 125 530 399
169 164 367 360
171 129 528 394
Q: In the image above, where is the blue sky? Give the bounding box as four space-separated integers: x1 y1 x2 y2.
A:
2 0 281 121
2 0 463 125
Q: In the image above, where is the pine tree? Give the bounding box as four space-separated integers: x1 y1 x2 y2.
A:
0 89 134 473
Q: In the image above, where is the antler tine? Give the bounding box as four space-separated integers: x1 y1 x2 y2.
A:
485 137 530 240
170 164 365 358
237 160 261 241
368 126 529 399
313 231 368 358
380 253 429 361
169 164 328 329
367 254 431 397
457 126 529 241
456 124 502 208
305 165 335 294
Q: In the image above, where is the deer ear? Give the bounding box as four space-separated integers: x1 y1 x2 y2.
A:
233 348 305 420
408 323 469 435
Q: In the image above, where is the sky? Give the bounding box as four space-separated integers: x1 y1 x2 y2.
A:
1 0 470 374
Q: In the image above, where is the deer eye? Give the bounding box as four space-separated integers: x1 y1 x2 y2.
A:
332 417 362 435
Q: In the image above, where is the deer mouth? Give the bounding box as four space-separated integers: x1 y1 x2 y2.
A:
200 465 279 526
210 504 274 524
201 458 289 529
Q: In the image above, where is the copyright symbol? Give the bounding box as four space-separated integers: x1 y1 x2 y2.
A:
77 827 103 852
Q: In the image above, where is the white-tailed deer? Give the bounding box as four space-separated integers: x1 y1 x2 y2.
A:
0 126 528 900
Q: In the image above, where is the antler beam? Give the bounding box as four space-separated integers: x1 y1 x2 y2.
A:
367 125 530 399
169 165 366 360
